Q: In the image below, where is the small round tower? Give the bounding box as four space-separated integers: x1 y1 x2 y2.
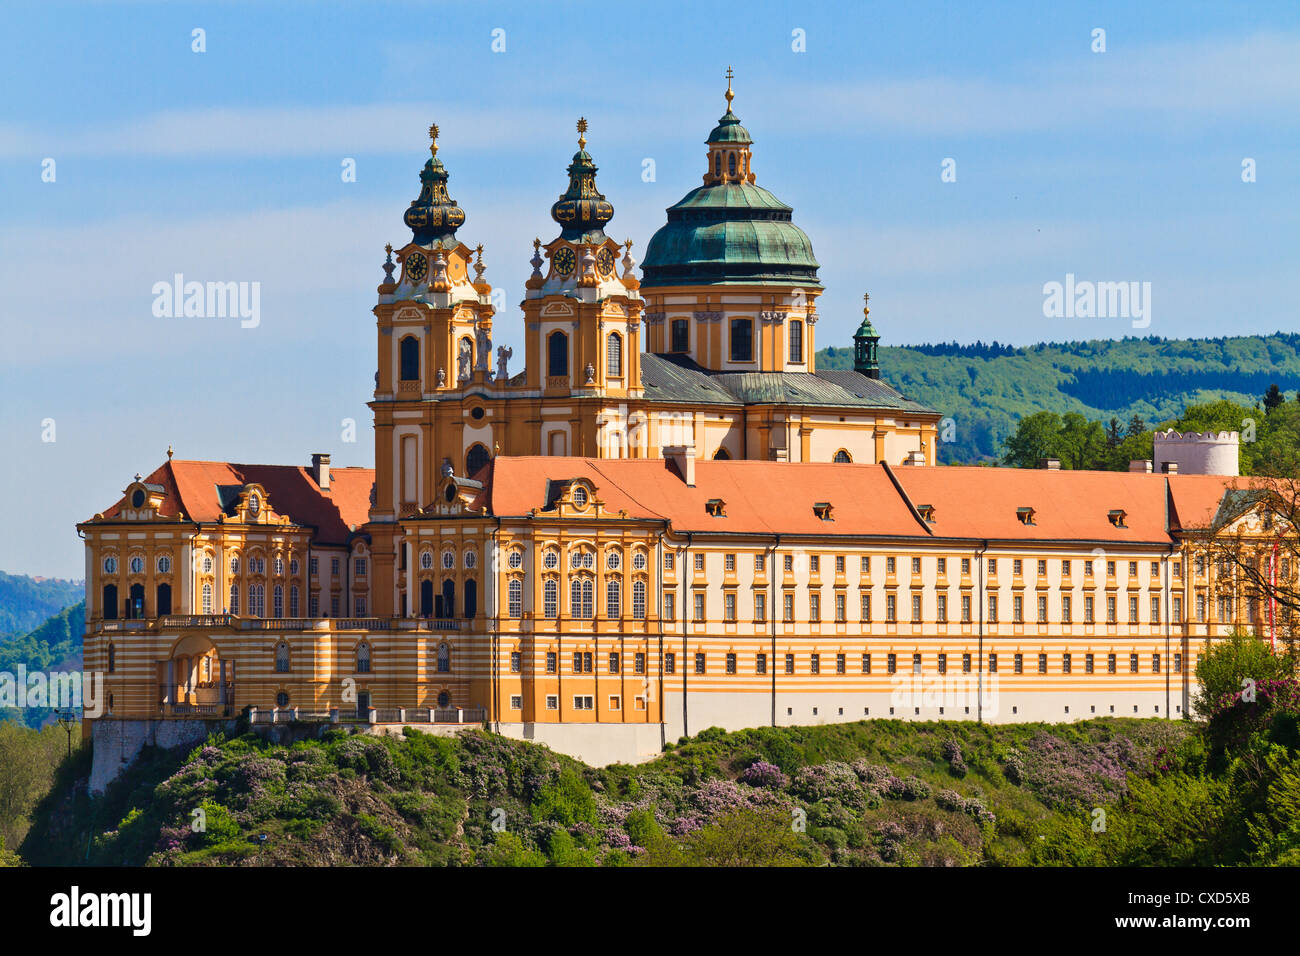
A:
1152 430 1240 476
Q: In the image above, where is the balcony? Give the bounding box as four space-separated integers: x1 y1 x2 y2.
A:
247 705 486 725
96 615 469 634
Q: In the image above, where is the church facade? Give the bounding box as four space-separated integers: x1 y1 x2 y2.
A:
79 82 1264 770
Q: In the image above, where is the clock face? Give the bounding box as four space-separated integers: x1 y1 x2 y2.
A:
553 246 576 277
596 247 616 277
405 252 428 283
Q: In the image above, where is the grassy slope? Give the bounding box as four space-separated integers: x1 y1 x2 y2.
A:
819 332 1300 462
22 717 1189 867
0 573 83 640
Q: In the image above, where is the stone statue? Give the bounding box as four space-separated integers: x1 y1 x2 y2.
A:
457 338 472 382
496 345 512 380
475 325 491 371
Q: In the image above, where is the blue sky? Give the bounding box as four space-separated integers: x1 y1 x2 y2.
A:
3 0 1299 578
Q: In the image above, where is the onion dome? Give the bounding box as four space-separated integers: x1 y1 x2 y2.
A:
549 118 615 243
641 74 820 289
403 124 466 246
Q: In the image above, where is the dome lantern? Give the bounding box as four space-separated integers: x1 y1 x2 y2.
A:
403 124 467 246
549 117 615 244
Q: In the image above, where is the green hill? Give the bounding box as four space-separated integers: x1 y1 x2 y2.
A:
0 572 82 640
819 332 1300 463
0 602 85 729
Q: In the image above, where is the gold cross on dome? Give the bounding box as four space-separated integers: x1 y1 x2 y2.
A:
725 65 734 104
863 292 870 313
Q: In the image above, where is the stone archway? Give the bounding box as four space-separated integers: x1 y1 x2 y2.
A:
160 634 232 715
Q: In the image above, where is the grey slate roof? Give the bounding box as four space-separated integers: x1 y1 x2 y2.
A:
639 353 936 414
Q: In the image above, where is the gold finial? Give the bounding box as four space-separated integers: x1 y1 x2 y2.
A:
428 123 439 156
167 444 174 461
725 65 735 107
384 242 393 255
576 116 588 150
474 243 485 280
624 237 633 252
533 237 541 252
863 291 870 315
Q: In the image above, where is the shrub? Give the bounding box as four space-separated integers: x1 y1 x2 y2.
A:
739 760 789 789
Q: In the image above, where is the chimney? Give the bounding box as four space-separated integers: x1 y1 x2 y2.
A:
1038 458 1061 470
902 449 927 466
664 445 696 487
312 453 331 491
1129 459 1153 473
1161 461 1178 474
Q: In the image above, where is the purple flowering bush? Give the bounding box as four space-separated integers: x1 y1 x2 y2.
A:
740 760 789 789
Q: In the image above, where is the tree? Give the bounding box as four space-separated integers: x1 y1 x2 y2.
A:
679 806 810 866
1264 384 1285 413
1002 411 1064 468
1193 630 1296 720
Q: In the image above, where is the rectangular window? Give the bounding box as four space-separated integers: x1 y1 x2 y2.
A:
784 554 794 572
665 653 675 674
1085 560 1094 576
783 592 794 622
1038 653 1047 674
961 594 972 623
546 651 557 674
510 695 522 710
810 654 820 675
1037 559 1047 575
961 558 971 575
835 593 846 622
634 652 645 674
609 652 620 674
886 593 897 622
725 653 737 674
887 653 897 674
810 555 820 574
331 557 340 576
1150 595 1161 624
911 593 922 622
988 559 997 575
1151 561 1160 578
354 557 367 577
309 557 319 576
756 652 767 674
836 555 845 574
1107 653 1117 674
1173 596 1183 622
510 651 522 673
664 553 674 571
1063 652 1072 674
886 556 896 574
1085 595 1095 623
1129 561 1138 577
670 318 689 353
1173 561 1182 579
937 593 948 622
809 592 821 622
729 317 754 362
1130 653 1139 673
862 653 871 674
310 593 319 617
330 595 340 617
1174 653 1182 673
835 653 846 674
1062 560 1071 576
694 553 705 571
1062 595 1072 623
1107 596 1117 623
1013 595 1024 623
1196 594 1206 622
1014 559 1023 576
1107 561 1116 577
608 695 621 711
754 554 765 573
788 318 803 362
1037 595 1048 622
912 653 922 675
937 653 947 675
988 595 998 623
754 592 767 623
962 653 972 674
861 592 871 622
695 652 706 674
573 696 594 711
1014 653 1024 674
911 557 921 574
693 592 705 621
1129 595 1139 622
937 557 947 575
861 556 870 574
663 592 675 621
988 653 998 673
785 653 795 674
724 553 736 572
1153 652 1161 673
1086 653 1095 673
724 592 736 621
546 695 558 710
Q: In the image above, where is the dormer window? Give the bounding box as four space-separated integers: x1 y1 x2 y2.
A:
813 502 833 521
917 504 935 523
131 488 145 508
1108 509 1128 528
571 485 589 508
248 493 260 516
1016 507 1036 526
705 498 726 517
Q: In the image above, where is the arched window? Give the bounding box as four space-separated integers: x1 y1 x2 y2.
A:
570 578 594 619
420 579 434 618
399 335 420 381
606 579 622 619
670 319 689 353
508 579 523 618
439 579 455 619
633 580 647 620
729 318 753 362
273 584 284 618
728 152 737 177
356 642 371 673
107 643 116 673
102 584 118 620
466 443 490 477
127 583 145 620
833 449 853 463
714 153 722 177
464 579 478 619
275 642 290 673
437 643 451 673
229 583 240 615
289 585 300 617
789 319 804 363
156 582 172 615
607 332 622 377
548 331 569 377
201 583 212 614
543 579 558 618
251 583 265 617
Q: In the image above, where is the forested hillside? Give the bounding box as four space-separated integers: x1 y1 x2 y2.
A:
819 332 1300 463
0 572 82 639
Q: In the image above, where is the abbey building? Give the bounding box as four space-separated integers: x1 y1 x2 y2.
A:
79 81 1262 774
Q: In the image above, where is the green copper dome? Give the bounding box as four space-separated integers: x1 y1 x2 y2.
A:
549 119 614 244
403 126 465 246
641 104 820 288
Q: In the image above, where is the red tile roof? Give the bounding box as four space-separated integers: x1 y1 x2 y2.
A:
101 460 374 545
1166 473 1249 530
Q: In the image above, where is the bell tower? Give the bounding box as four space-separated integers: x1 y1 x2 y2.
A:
853 293 881 379
521 119 644 456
